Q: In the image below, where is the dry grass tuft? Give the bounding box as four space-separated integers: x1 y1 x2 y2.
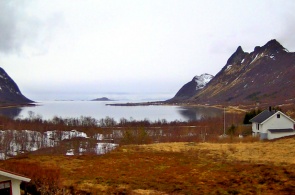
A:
132 189 168 195
139 137 295 165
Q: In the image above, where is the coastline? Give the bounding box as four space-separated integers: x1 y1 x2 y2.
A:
106 101 248 113
0 103 36 109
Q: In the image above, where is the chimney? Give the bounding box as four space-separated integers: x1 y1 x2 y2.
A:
269 106 272 112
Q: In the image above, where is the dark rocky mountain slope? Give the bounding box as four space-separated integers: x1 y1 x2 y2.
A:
189 39 295 105
168 73 213 102
0 67 33 105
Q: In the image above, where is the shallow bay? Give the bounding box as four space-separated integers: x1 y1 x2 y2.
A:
0 100 222 122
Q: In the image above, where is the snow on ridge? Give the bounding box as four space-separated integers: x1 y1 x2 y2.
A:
250 51 271 65
194 73 213 90
250 53 259 64
270 55 275 60
225 65 232 71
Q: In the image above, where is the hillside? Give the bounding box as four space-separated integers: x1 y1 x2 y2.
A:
168 73 213 102
171 39 295 106
192 39 295 105
0 67 33 105
1 138 295 194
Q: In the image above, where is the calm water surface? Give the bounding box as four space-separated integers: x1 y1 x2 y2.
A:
0 101 223 122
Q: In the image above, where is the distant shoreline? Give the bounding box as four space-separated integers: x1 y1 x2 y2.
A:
106 101 164 106
106 101 249 113
92 97 114 101
0 100 257 114
0 103 36 109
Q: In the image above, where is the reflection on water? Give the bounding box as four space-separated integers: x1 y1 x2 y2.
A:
177 106 223 121
0 101 223 122
0 107 23 119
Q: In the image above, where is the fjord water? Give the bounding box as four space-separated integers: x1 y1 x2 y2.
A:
1 100 223 122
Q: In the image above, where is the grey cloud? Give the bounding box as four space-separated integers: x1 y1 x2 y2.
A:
0 1 62 55
0 1 22 53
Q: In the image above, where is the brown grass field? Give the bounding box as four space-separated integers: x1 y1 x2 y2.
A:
1 137 295 194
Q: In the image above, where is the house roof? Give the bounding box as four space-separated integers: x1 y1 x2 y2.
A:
0 168 31 182
268 128 294 133
249 110 276 123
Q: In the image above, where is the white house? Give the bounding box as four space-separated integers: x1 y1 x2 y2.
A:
250 107 295 140
0 168 31 195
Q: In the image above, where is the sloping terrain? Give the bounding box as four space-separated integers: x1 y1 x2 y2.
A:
1 138 295 194
0 67 33 105
171 39 295 106
168 73 213 102
191 39 295 105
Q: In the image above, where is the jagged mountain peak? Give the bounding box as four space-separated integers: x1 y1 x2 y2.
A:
188 39 295 105
264 39 285 49
236 46 244 53
254 39 287 55
169 39 295 105
223 39 288 72
226 45 247 66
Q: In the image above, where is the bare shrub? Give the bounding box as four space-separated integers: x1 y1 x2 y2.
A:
2 161 62 194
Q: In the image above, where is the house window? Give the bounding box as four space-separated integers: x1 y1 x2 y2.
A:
0 180 11 195
277 114 280 118
257 124 259 130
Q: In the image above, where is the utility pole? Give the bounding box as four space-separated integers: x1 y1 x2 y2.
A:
223 107 226 135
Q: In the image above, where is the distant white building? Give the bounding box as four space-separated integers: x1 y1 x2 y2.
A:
0 168 30 195
250 107 295 140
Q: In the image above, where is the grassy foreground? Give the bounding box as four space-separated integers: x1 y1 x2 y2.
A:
1 138 295 194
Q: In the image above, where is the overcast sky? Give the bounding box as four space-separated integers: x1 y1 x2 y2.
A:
0 0 295 101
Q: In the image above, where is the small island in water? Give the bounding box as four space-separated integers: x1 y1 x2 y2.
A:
91 97 114 101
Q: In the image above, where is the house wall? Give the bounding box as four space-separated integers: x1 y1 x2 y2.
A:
262 113 294 132
252 112 295 140
252 123 257 132
0 175 22 195
252 122 262 136
268 131 295 140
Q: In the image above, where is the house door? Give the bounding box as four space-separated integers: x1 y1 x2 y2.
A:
0 180 12 195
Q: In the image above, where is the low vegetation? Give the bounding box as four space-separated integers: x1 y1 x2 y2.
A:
1 137 295 194
0 110 246 141
0 105 295 194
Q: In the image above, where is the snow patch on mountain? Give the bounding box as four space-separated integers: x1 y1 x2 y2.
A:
194 73 213 90
270 55 275 60
226 65 232 71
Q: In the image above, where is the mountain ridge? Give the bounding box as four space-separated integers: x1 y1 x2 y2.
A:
0 67 33 106
168 73 213 102
169 39 295 106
